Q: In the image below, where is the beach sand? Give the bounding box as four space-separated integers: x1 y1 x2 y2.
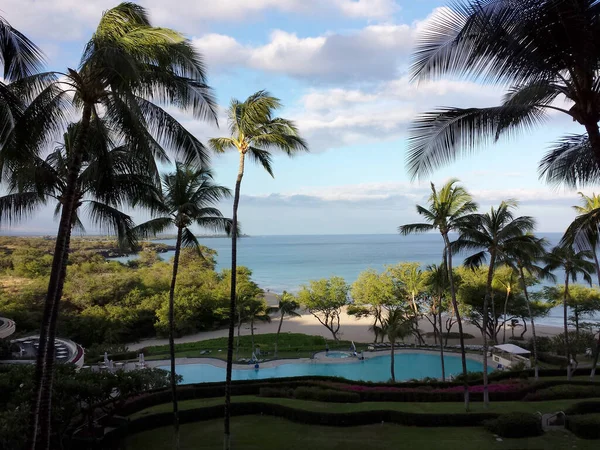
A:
127 305 562 351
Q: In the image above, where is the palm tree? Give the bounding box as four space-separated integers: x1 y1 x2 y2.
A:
544 244 595 380
562 193 600 378
0 121 151 241
500 236 551 379
454 200 536 407
381 308 414 382
399 179 477 410
247 298 271 353
407 0 600 188
493 268 518 344
208 90 307 448
0 15 45 162
133 164 232 449
18 4 217 449
272 291 301 357
425 263 449 381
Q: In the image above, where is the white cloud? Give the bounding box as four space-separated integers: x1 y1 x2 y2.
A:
194 24 415 82
1 0 399 42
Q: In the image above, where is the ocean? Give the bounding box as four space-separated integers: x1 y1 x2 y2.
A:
111 233 599 328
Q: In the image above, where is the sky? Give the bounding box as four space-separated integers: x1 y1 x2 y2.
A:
0 0 595 236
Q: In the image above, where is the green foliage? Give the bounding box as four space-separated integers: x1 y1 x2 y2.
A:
552 331 597 356
524 385 600 401
299 277 349 340
259 387 294 398
293 386 360 403
11 247 53 278
0 363 172 449
484 412 543 438
0 237 254 348
566 414 600 439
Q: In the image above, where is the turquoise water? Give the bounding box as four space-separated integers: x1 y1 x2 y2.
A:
160 353 484 384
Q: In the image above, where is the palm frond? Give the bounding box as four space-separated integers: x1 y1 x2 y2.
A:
539 134 599 187
0 192 45 226
248 147 274 177
407 105 547 178
132 217 173 239
0 16 45 80
398 223 435 235
84 200 136 250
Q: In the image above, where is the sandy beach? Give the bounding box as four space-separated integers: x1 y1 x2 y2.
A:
127 301 563 351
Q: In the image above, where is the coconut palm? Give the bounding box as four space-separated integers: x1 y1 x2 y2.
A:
381 308 414 382
493 268 518 344
133 164 232 449
208 90 307 448
544 244 595 380
500 236 551 379
453 200 536 406
272 291 301 357
399 179 477 410
0 121 152 240
424 263 449 381
407 0 600 188
0 15 45 161
19 4 217 449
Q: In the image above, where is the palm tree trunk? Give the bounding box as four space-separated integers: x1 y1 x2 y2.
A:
168 226 183 450
502 289 510 344
564 276 572 380
236 312 242 361
390 341 395 382
592 248 600 287
250 317 255 353
29 103 92 450
482 255 496 408
224 150 245 450
438 296 445 382
275 312 284 358
443 234 469 411
519 267 539 379
591 329 600 379
583 120 600 164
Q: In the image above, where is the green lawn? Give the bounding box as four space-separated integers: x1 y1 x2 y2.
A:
123 416 597 450
129 395 600 420
142 333 363 361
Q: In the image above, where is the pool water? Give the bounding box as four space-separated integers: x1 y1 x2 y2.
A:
326 351 351 358
161 353 483 384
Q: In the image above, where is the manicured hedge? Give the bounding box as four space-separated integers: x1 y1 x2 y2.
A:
121 402 499 438
259 387 294 398
294 387 360 403
523 385 600 401
484 412 543 438
566 414 600 439
565 401 600 415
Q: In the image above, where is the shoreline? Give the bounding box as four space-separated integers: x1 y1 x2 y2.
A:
127 305 565 352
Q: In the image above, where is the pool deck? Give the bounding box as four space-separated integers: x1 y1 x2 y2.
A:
145 348 491 371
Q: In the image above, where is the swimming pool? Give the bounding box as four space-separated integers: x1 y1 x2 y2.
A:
160 353 484 384
325 351 351 359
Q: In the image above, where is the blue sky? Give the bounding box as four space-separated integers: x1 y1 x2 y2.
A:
0 0 593 235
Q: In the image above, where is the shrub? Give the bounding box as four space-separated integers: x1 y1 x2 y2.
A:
538 352 568 367
294 387 360 403
259 387 293 398
524 385 600 401
565 401 600 415
485 412 543 438
566 414 600 439
552 331 596 356
453 371 484 383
